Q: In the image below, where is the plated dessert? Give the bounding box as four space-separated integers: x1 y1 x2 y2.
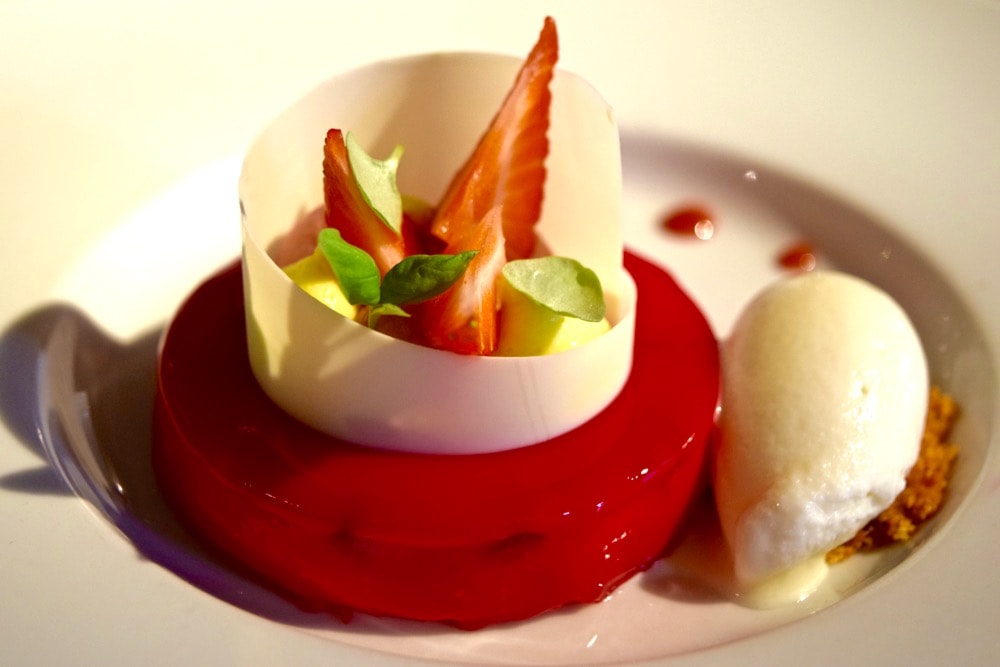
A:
152 17 957 629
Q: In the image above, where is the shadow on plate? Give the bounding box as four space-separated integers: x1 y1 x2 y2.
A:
0 305 347 628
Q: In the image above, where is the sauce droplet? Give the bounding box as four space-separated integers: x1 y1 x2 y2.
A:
777 242 817 271
661 206 715 240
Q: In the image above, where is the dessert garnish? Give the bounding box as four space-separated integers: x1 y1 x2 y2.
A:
661 204 715 240
288 127 607 339
827 385 959 562
776 240 817 271
312 226 477 330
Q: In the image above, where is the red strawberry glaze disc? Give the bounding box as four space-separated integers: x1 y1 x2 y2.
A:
152 251 719 629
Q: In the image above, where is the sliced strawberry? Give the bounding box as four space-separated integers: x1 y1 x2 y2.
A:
430 16 558 261
418 206 507 355
323 129 406 275
417 18 558 354
401 210 443 256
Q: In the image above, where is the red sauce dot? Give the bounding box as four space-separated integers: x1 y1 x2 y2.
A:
661 206 715 240
777 242 817 271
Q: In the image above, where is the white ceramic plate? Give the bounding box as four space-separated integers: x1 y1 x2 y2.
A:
2 2 998 665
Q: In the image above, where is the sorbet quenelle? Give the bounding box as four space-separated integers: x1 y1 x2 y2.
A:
714 270 929 605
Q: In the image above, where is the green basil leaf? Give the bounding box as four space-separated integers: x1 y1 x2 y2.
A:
317 228 381 306
501 257 606 322
380 251 478 305
345 131 404 233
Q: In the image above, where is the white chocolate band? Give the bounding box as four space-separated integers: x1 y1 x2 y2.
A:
240 53 633 454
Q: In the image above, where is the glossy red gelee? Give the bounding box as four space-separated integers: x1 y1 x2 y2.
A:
152 252 719 629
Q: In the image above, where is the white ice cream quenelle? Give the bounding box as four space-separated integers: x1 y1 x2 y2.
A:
239 53 634 454
714 271 927 606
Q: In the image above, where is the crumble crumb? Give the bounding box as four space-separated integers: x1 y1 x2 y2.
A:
827 385 960 564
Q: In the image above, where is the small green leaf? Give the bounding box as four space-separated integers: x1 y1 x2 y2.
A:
346 132 404 233
380 251 478 305
317 228 381 306
501 257 606 322
368 302 410 330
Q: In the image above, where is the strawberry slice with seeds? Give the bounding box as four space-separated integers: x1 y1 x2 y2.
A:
323 129 407 275
431 16 558 261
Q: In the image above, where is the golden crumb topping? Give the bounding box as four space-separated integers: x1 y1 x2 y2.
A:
827 386 960 564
